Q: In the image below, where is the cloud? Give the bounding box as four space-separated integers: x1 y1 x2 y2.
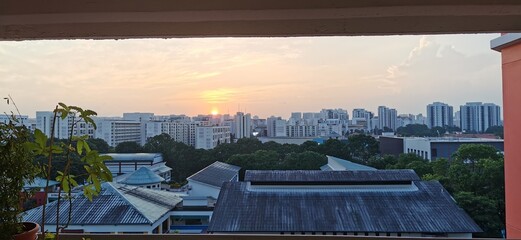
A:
362 35 501 112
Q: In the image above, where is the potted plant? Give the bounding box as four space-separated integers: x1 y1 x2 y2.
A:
0 107 40 240
1 98 113 240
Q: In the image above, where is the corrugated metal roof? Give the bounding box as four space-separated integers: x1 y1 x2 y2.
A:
113 162 171 183
101 153 162 162
244 170 420 183
121 167 165 185
208 181 482 233
22 182 182 225
187 161 241 188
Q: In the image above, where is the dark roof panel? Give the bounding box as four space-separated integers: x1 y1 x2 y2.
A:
187 161 241 188
208 181 482 233
244 170 420 183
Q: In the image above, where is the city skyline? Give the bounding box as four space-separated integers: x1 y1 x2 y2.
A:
1 34 502 118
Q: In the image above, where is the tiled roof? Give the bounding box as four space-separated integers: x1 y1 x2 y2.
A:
244 170 420 183
208 180 482 233
121 167 165 185
187 161 240 188
22 182 182 225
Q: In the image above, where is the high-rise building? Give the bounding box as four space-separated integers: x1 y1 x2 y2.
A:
378 106 397 131
195 126 231 149
460 102 502 133
234 112 252 139
267 116 287 137
426 102 454 128
454 111 461 128
290 112 302 120
352 108 374 131
94 118 141 147
36 111 95 139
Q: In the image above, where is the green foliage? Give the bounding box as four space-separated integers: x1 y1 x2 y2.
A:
115 141 143 153
373 144 505 237
346 134 379 164
0 116 39 238
455 192 503 238
485 126 504 139
85 138 110 153
23 103 113 236
396 124 432 137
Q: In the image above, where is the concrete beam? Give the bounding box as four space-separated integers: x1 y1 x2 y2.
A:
1 0 521 40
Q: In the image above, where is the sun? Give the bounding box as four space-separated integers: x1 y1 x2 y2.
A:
211 108 219 116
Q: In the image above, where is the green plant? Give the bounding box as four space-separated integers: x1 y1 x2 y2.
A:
25 103 113 238
1 98 113 239
0 110 39 239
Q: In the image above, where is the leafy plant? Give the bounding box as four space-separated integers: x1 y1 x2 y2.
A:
24 103 113 237
0 111 39 239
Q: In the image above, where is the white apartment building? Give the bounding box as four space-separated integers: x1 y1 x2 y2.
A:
195 126 231 149
36 111 95 139
460 102 502 133
1 114 29 126
352 108 374 131
426 102 454 128
378 106 398 131
94 118 141 147
267 116 287 137
234 112 252 139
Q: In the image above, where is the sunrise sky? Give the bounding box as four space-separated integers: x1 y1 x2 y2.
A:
0 34 502 119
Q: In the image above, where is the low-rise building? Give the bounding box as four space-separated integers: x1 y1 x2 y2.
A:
208 170 482 237
187 161 240 199
23 182 183 234
101 153 164 176
404 137 504 161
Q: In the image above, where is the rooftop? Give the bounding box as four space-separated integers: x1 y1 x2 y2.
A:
187 161 241 188
101 153 163 162
23 182 182 225
244 170 420 184
120 167 165 185
322 155 377 171
208 170 481 234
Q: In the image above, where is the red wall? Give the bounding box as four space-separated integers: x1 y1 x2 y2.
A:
501 41 521 238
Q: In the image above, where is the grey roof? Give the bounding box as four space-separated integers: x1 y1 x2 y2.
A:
187 161 241 188
101 153 162 162
323 155 377 171
113 162 171 183
24 177 59 188
244 170 420 183
208 181 482 233
121 167 165 185
22 182 182 225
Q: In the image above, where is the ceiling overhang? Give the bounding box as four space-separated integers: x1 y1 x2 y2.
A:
1 0 521 40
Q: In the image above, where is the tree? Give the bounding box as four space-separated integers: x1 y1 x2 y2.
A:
396 124 431 137
485 126 504 139
281 151 327 170
455 192 503 238
317 139 349 160
86 138 110 153
115 141 143 153
346 134 379 164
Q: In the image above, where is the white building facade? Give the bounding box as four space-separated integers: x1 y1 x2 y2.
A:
195 126 231 149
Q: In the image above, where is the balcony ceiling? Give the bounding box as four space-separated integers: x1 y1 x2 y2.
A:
1 0 521 40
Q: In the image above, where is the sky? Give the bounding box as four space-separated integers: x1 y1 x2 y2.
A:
0 34 503 119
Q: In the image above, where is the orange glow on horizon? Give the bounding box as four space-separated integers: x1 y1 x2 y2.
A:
211 108 219 115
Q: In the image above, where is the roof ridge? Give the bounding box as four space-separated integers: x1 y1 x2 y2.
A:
187 161 224 180
105 182 154 223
